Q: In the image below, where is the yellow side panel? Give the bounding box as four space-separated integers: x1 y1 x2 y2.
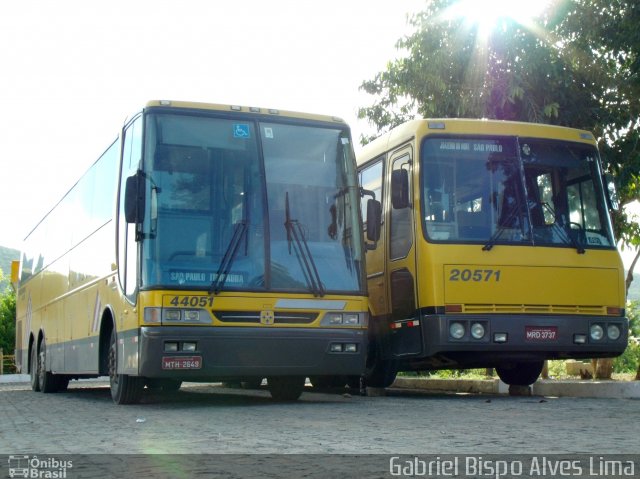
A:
444 264 619 306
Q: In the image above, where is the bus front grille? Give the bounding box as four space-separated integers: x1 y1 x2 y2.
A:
213 311 318 324
461 304 607 315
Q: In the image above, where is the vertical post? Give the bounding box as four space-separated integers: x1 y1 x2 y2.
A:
0 348 3 375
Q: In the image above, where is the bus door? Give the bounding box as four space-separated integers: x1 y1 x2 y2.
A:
387 146 421 357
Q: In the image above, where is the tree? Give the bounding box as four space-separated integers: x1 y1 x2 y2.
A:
359 0 639 269
0 268 16 355
358 0 640 379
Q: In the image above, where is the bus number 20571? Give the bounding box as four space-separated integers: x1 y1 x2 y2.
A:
449 269 501 282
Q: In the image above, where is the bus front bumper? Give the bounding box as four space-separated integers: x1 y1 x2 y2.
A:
391 314 629 365
138 326 367 379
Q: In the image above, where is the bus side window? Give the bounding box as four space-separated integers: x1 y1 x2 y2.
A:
390 154 412 260
359 159 383 228
118 116 143 297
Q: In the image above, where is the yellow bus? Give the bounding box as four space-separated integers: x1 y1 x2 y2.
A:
12 100 372 403
356 119 628 387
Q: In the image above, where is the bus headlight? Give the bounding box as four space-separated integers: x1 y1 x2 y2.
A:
164 309 182 321
590 324 604 341
183 310 200 322
450 322 465 339
470 323 486 340
607 324 621 340
343 313 359 325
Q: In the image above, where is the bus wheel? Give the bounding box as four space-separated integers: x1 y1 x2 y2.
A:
364 341 398 388
364 359 397 388
39 339 58 393
267 376 305 401
108 330 144 404
30 345 41 392
496 361 544 386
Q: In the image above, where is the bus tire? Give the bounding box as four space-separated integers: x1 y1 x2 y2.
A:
496 360 544 386
30 345 41 392
267 376 305 401
364 358 397 388
39 339 58 393
108 329 144 404
364 337 398 388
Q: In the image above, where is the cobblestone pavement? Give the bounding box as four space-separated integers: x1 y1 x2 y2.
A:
1 380 638 456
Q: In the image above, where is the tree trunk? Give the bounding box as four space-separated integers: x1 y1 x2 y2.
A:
625 248 640 293
593 358 614 379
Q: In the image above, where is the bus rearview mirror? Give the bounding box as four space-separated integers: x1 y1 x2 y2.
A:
366 199 382 243
124 173 145 224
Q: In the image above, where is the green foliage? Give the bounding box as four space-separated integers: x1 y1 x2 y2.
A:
0 246 20 291
612 301 640 373
358 0 640 262
425 368 488 379
547 360 568 378
0 269 16 355
627 300 640 337
613 340 640 374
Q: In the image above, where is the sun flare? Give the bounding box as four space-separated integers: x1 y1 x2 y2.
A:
444 0 551 36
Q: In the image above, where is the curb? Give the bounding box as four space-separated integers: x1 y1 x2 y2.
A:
392 377 640 399
0 374 29 383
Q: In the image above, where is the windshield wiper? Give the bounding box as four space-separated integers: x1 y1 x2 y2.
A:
284 192 325 297
209 221 247 294
482 203 524 251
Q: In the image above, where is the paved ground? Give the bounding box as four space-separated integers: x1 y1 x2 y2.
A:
1 379 639 455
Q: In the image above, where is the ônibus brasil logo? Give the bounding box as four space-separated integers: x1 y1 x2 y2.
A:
7 455 72 478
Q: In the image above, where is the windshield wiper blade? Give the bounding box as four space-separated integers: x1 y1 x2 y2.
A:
284 192 325 297
482 203 523 251
209 221 247 294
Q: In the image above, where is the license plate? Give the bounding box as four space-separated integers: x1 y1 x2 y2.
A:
525 326 558 341
162 356 202 370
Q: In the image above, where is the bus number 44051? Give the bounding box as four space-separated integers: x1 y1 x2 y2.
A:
449 268 501 282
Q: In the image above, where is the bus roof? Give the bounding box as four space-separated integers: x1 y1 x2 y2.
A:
357 118 597 167
143 100 347 125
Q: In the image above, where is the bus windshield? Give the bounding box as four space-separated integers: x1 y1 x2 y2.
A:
140 112 363 294
421 137 615 249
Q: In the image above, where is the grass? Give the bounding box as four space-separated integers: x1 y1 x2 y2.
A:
400 360 639 381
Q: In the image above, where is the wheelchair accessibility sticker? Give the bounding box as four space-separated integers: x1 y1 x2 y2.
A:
233 124 250 138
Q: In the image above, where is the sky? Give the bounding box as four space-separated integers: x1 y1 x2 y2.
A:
1 0 636 268
0 0 423 250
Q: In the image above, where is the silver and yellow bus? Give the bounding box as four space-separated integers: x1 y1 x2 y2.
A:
13 100 369 403
356 119 628 387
